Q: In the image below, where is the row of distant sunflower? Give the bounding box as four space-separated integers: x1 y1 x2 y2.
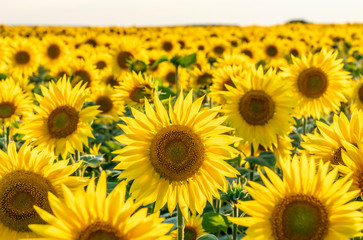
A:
1 23 363 240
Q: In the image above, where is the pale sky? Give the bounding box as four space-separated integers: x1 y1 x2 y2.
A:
1 0 362 27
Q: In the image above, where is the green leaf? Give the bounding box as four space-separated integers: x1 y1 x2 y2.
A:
151 55 168 69
245 151 276 169
177 53 197 68
197 234 219 240
80 155 104 168
202 213 231 234
158 86 176 100
258 152 276 168
105 141 122 151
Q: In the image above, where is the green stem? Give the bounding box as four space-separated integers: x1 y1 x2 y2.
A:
215 198 221 213
177 205 184 240
250 144 255 181
3 126 10 151
74 150 82 176
175 65 180 98
232 204 239 240
302 117 306 135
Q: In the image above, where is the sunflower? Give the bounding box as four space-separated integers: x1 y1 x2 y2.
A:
0 38 9 72
21 76 100 158
113 91 240 218
0 142 88 239
90 46 112 75
114 71 154 109
100 68 122 87
208 37 231 60
40 35 69 70
189 65 215 90
215 53 253 69
0 77 33 127
70 58 99 89
111 37 143 74
209 65 246 104
7 73 35 97
237 42 261 63
350 77 363 112
222 66 296 150
229 154 363 240
7 38 40 77
302 110 363 165
280 49 351 119
158 34 181 55
29 171 172 240
158 62 190 91
170 214 206 240
340 141 363 196
48 59 72 80
90 84 124 124
260 37 287 67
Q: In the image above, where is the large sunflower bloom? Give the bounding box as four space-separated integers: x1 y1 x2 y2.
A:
229 155 363 240
29 171 172 240
222 66 296 150
0 142 88 239
113 91 240 217
280 48 350 118
302 110 363 165
21 76 100 158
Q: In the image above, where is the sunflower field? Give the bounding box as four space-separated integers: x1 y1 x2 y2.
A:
1 23 363 240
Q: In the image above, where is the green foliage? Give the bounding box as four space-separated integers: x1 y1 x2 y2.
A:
197 234 219 240
151 55 169 68
244 151 276 169
202 212 231 234
170 53 197 68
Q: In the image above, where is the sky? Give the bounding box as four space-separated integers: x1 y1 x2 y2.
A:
1 0 363 27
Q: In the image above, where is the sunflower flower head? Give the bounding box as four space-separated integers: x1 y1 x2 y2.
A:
229 154 363 240
29 171 172 240
222 65 297 150
0 142 88 239
281 48 351 119
113 91 240 218
21 76 101 158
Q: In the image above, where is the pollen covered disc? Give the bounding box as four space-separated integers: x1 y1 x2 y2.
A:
74 69 91 88
271 194 328 240
96 96 113 114
117 51 133 69
47 105 79 138
184 226 198 240
15 51 30 64
129 85 151 103
358 84 363 103
213 46 224 55
266 45 278 57
0 102 16 119
239 90 275 125
79 222 122 240
0 170 56 232
150 125 205 181
47 44 61 59
96 61 107 70
162 41 173 52
297 67 328 98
